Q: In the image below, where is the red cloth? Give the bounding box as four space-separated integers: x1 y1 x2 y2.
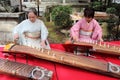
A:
0 41 120 80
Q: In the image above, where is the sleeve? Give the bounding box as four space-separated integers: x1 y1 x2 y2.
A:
13 20 25 35
12 20 27 34
40 21 49 41
13 24 21 35
91 20 102 40
70 20 81 38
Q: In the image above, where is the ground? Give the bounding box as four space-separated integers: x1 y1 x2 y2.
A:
45 22 67 43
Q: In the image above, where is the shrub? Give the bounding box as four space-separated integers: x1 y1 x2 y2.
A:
54 12 72 29
51 5 73 29
106 7 116 14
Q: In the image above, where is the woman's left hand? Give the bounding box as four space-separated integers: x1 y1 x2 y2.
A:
99 38 103 42
40 40 46 48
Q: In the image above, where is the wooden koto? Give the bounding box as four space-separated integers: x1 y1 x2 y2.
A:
73 41 120 56
2 44 120 79
0 58 53 80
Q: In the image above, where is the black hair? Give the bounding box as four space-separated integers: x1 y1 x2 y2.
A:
28 7 37 16
84 7 95 18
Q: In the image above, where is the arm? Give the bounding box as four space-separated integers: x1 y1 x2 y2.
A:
12 20 26 44
13 23 22 40
91 20 103 41
40 21 49 47
70 20 81 42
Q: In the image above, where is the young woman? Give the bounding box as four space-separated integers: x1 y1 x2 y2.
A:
70 7 103 43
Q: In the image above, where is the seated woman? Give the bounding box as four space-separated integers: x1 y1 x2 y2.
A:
70 7 103 43
13 7 50 50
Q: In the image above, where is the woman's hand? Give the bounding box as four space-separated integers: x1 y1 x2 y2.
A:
99 38 103 42
13 33 19 44
14 33 19 40
73 36 79 42
40 40 46 48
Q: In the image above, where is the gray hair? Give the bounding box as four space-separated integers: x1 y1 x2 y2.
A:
28 7 37 16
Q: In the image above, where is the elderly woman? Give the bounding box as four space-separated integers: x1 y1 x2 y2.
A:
13 7 50 49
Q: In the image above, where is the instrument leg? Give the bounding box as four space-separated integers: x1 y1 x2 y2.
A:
13 54 16 62
74 46 89 56
84 49 96 58
74 46 96 58
26 55 28 64
84 48 91 56
73 46 83 55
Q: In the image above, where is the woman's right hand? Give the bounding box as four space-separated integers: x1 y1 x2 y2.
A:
40 40 46 48
14 33 19 44
14 33 19 40
73 36 79 42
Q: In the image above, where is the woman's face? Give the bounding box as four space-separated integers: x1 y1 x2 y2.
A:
85 17 93 23
28 12 37 23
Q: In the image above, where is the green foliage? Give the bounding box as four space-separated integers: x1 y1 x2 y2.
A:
0 0 10 5
106 7 118 36
51 5 72 29
90 0 120 40
106 7 116 14
90 1 106 11
44 6 56 22
108 3 120 23
54 12 72 29
44 12 50 21
51 5 72 21
113 3 120 17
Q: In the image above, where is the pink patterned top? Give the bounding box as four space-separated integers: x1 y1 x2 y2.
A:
70 18 102 42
